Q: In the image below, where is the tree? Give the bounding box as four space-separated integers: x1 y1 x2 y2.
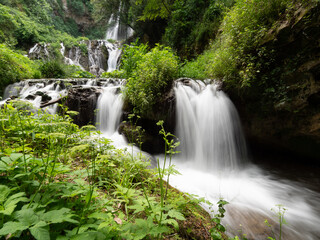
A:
135 0 174 21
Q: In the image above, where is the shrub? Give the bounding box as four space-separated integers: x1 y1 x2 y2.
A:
71 70 96 78
39 60 66 78
101 70 125 78
123 44 179 115
120 40 148 78
181 0 294 88
0 44 40 95
180 49 213 79
206 0 293 88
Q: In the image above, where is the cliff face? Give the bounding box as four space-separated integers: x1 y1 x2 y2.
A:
227 2 320 161
51 0 100 38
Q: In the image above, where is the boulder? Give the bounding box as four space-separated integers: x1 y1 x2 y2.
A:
65 86 102 127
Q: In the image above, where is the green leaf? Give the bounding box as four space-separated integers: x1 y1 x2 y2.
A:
42 208 78 224
127 204 145 214
0 204 16 215
0 156 13 165
162 218 179 230
211 231 223 240
167 209 185 220
13 172 31 179
0 185 11 203
15 208 39 227
30 221 50 240
0 221 28 236
88 212 113 221
71 231 106 240
212 216 221 223
9 153 24 161
216 224 225 232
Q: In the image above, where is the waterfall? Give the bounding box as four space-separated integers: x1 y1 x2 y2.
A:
105 5 133 72
60 43 85 70
161 79 320 240
28 4 133 75
2 80 68 114
105 42 122 72
175 81 247 172
95 79 135 150
29 43 50 60
96 80 124 135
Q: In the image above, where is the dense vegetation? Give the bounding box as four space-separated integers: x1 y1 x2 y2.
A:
0 0 103 41
0 102 243 239
0 44 40 93
0 1 99 95
0 0 319 238
123 44 179 116
181 0 295 85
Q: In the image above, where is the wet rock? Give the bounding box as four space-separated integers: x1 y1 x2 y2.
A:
65 86 101 127
35 91 52 102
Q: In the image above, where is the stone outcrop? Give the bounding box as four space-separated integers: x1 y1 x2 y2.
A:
29 40 110 76
65 86 101 127
120 85 176 154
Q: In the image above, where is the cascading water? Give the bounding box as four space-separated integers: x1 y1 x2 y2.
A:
95 79 131 149
163 80 320 240
2 80 68 114
105 4 133 72
175 81 247 172
96 80 124 135
28 3 133 75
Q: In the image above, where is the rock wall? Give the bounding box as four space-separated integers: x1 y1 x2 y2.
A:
226 2 320 162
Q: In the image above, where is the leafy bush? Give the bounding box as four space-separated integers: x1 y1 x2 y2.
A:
0 4 42 47
101 69 125 78
123 44 179 115
68 0 85 15
207 0 293 88
0 44 40 95
180 0 295 89
39 60 66 78
71 70 96 78
180 49 213 79
120 41 148 78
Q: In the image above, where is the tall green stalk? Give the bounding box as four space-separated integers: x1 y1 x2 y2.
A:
17 112 27 173
76 145 96 234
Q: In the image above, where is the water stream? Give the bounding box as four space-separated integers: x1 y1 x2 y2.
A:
163 81 320 240
91 78 320 239
2 80 68 114
105 7 133 72
3 78 320 239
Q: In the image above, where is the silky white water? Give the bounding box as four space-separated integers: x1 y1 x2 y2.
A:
4 78 319 239
162 81 320 239
95 80 130 150
96 82 124 135
105 4 133 72
2 80 67 114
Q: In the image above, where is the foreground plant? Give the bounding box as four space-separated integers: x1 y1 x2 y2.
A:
265 204 287 240
0 102 218 239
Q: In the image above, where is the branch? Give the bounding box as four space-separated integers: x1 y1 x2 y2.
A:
40 97 64 108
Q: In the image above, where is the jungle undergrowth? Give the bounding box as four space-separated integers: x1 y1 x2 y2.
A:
0 101 213 239
0 100 287 239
